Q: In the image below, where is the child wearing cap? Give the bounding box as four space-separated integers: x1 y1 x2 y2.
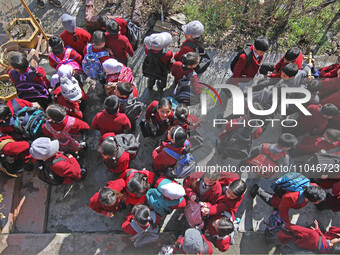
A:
104 19 134 66
48 36 83 73
60 14 92 57
42 104 90 153
29 137 86 184
174 20 204 62
143 32 173 91
52 76 89 119
92 95 131 135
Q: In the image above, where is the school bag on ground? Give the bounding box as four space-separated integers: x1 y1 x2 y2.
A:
164 140 196 179
82 43 109 80
182 40 211 74
264 210 284 245
130 220 159 247
13 106 47 140
44 117 84 153
114 133 140 159
34 158 65 185
174 72 200 106
142 49 168 80
230 46 253 72
126 20 141 51
49 47 81 71
247 143 286 178
184 201 204 229
119 98 144 124
271 173 310 201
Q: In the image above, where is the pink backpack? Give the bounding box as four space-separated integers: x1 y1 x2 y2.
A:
118 66 134 83
50 47 82 72
184 201 204 229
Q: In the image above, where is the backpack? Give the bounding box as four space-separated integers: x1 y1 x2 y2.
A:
126 20 141 51
49 47 81 71
271 173 310 202
182 40 211 74
164 140 196 179
164 97 179 111
118 66 134 83
142 49 168 80
34 157 65 185
264 210 284 244
120 97 144 123
220 125 253 160
44 117 83 153
174 71 200 105
184 201 204 229
130 220 159 247
247 143 287 178
13 106 47 140
230 47 253 72
82 43 109 80
114 133 140 159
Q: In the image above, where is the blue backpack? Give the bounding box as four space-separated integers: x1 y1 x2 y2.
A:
271 173 310 204
146 179 184 216
164 140 196 179
82 43 109 80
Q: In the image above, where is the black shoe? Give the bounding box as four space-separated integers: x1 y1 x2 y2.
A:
249 184 259 199
80 167 87 181
37 0 46 8
49 0 62 7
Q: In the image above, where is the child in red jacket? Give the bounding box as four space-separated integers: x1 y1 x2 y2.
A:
174 20 204 61
152 126 189 172
92 95 131 135
29 137 86 184
105 19 134 66
122 204 161 236
43 104 89 154
48 36 82 73
120 168 155 205
319 63 340 78
143 32 173 91
60 14 92 57
88 179 125 217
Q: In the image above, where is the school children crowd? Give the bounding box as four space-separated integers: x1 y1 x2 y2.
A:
0 11 339 254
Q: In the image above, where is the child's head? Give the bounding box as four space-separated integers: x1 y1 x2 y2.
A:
57 64 74 79
226 179 247 199
182 20 204 39
202 171 220 186
131 204 151 226
254 36 270 56
320 103 339 119
105 19 119 36
60 76 83 102
98 186 121 206
181 52 200 69
175 104 190 124
46 104 67 123
212 216 234 237
127 172 149 196
157 98 173 120
49 36 64 55
104 95 119 114
323 128 340 143
0 104 12 122
92 31 106 48
29 137 59 161
284 47 300 62
307 80 322 93
99 136 117 158
61 14 76 33
102 58 123 75
144 32 172 51
303 186 326 204
182 228 204 254
116 82 133 99
9 53 29 72
281 63 299 79
277 133 298 150
168 126 188 147
97 15 107 29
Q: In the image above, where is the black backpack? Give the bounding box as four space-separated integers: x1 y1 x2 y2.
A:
230 46 253 72
174 72 200 106
34 157 65 185
142 49 168 80
126 20 141 51
182 40 211 74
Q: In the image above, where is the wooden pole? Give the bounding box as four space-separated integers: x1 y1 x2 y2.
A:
19 0 49 43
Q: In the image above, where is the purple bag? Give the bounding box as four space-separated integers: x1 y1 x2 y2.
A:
184 201 204 229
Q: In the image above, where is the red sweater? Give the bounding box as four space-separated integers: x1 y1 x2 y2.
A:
42 115 90 137
320 92 340 109
144 46 173 70
9 67 50 88
232 45 263 85
174 39 196 61
122 212 162 236
105 33 134 63
319 63 340 78
297 136 340 154
270 53 303 78
92 110 131 135
60 28 92 56
297 104 328 134
145 100 174 132
88 179 126 216
204 215 232 252
319 78 339 99
48 47 83 69
0 133 29 160
83 44 110 64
